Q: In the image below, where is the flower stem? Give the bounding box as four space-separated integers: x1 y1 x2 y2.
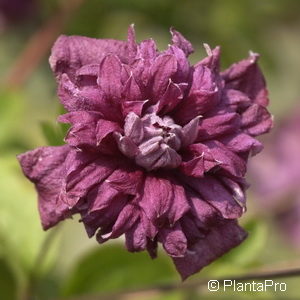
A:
21 226 60 300
4 0 85 89
59 267 300 300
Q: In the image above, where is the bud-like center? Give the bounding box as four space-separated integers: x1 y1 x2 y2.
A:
114 112 200 171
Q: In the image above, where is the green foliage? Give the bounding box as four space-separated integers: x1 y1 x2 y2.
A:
0 91 24 149
61 243 177 297
0 155 60 274
40 121 65 146
0 258 17 300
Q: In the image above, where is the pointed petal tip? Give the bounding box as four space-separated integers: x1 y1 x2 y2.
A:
170 28 194 56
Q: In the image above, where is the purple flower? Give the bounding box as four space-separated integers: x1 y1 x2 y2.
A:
18 26 272 279
250 108 300 249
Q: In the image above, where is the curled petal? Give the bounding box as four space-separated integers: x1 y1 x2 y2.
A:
241 104 273 136
106 167 144 195
150 54 178 100
64 153 118 207
123 75 143 101
183 175 243 219
139 176 173 225
124 112 144 144
181 116 201 147
158 223 187 257
98 54 122 99
170 28 194 56
222 52 269 107
173 220 247 280
122 100 148 117
114 133 139 158
157 80 185 114
17 146 71 229
125 221 147 252
50 35 129 78
197 112 240 141
204 140 247 178
219 132 263 156
104 202 140 240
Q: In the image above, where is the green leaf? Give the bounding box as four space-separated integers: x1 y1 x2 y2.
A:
40 121 65 146
61 243 177 297
0 155 58 271
0 90 24 147
0 258 17 300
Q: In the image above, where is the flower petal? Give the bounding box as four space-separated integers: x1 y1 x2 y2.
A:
219 132 263 156
173 220 247 280
150 54 178 100
222 52 269 107
139 176 173 225
183 175 243 219
50 35 129 78
98 54 122 99
241 104 273 136
158 223 187 257
125 221 147 252
106 167 144 195
197 112 240 141
203 140 247 178
17 146 71 229
172 66 219 124
63 151 118 207
170 28 194 56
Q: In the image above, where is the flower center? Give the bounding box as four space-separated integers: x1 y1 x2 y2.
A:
115 112 200 171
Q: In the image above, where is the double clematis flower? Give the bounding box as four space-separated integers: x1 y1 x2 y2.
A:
18 26 272 279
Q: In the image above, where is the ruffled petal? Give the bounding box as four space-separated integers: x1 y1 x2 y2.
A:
172 66 219 124
158 223 187 257
139 176 173 226
62 151 119 208
59 112 121 153
197 112 240 141
170 28 194 56
173 220 247 280
241 104 273 136
150 54 178 100
17 146 71 229
183 175 243 219
222 52 269 107
125 221 147 252
98 54 123 100
219 132 263 156
49 35 129 79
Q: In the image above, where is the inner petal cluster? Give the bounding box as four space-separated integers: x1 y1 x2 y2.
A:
115 112 199 171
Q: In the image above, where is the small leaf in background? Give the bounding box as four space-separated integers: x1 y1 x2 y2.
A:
0 155 60 273
61 243 177 297
40 121 65 146
0 90 24 147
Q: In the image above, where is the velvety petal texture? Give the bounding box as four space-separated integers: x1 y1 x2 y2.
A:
18 26 272 280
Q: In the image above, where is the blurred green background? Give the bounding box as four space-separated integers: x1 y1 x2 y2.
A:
1 0 300 299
